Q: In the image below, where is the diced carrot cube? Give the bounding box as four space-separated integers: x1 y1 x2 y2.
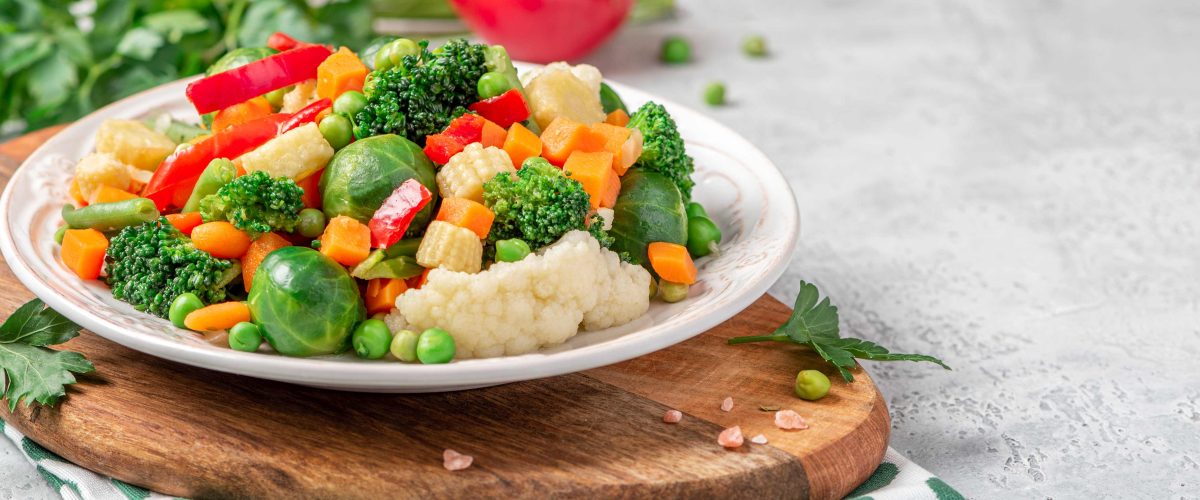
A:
539 117 606 166
601 168 621 208
365 278 408 315
481 119 507 149
589 122 644 175
647 241 697 285
317 47 369 100
562 151 616 210
320 215 371 266
435 197 495 239
605 109 630 126
502 122 542 168
61 229 108 280
87 185 139 205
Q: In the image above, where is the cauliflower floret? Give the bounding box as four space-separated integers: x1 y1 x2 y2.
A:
436 143 515 202
238 123 333 180
395 231 650 358
95 119 177 171
523 62 606 130
74 152 133 199
281 79 319 114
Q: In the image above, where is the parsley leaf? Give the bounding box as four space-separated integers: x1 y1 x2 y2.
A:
0 299 93 411
729 281 949 382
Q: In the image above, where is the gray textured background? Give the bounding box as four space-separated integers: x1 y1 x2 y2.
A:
4 1 1200 499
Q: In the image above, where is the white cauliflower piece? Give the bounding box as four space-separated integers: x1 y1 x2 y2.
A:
436 143 515 202
395 231 650 358
238 123 333 180
74 152 133 199
281 79 319 113
523 62 606 130
94 119 177 171
520 62 602 95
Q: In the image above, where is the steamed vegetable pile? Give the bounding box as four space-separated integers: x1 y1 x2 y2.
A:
53 34 722 363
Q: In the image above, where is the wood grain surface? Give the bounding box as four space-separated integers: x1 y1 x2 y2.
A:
0 129 888 499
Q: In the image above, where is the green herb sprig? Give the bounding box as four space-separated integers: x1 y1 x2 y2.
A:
0 299 92 411
729 281 949 382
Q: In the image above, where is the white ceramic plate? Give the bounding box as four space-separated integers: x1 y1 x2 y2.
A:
0 72 799 392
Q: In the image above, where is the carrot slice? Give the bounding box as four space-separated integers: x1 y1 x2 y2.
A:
316 47 368 100
297 169 323 209
647 242 697 285
435 197 495 239
481 119 507 149
319 215 371 266
562 151 616 210
502 122 542 168
365 278 408 315
165 212 204 236
191 221 252 259
605 109 630 126
87 185 139 205
61 229 108 280
241 232 292 291
184 302 251 332
539 117 605 166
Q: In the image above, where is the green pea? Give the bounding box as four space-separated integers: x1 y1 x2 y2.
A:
375 38 420 71
228 322 263 352
263 85 292 110
477 71 512 99
660 36 691 64
416 327 455 364
495 238 531 263
61 198 160 232
703 82 726 106
659 281 689 303
319 114 353 150
648 279 658 300
352 319 392 360
333 90 368 117
685 202 708 219
794 369 831 401
168 292 204 329
742 35 768 58
53 225 67 245
686 216 722 257
389 329 419 362
297 208 327 238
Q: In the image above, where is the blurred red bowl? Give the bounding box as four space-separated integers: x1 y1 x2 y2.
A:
450 0 633 63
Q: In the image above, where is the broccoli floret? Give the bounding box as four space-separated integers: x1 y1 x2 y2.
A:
627 101 696 200
104 218 238 318
354 39 488 144
199 171 304 236
483 159 609 256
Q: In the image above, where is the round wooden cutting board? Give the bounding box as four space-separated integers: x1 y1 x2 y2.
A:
0 128 888 499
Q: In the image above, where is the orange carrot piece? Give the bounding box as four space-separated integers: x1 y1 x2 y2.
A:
212 96 272 132
539 117 606 166
502 122 542 168
481 119 507 149
647 242 697 285
165 212 204 236
184 302 251 332
297 169 323 209
589 123 639 175
319 215 371 266
435 197 495 239
191 221 252 259
241 232 292 291
87 185 139 205
61 229 108 280
365 278 408 315
69 179 88 207
317 47 369 100
562 151 616 210
605 109 630 127
601 168 621 209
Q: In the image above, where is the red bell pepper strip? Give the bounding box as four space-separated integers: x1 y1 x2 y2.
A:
467 89 531 129
442 114 486 144
368 179 433 248
423 134 466 164
186 45 333 115
266 32 316 51
279 99 331 133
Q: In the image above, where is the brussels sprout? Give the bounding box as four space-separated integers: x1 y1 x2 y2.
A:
609 169 688 268
247 247 365 356
320 135 438 235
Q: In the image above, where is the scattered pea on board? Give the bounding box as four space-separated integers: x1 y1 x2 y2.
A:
742 35 768 58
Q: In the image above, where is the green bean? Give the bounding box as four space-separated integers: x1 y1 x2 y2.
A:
351 251 424 280
61 198 159 232
53 225 67 245
319 114 353 150
416 327 455 364
353 319 392 359
685 202 708 219
389 329 419 362
686 216 722 257
794 369 831 401
742 35 768 58
169 293 204 329
660 36 691 64
182 158 236 213
703 82 726 106
384 238 423 258
333 91 368 117
296 208 327 238
477 71 512 99
228 322 263 352
494 238 531 263
659 281 689 303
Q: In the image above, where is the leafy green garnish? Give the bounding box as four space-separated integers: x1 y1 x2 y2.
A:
728 281 949 382
0 299 93 411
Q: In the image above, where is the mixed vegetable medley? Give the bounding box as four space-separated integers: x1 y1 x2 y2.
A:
54 34 723 363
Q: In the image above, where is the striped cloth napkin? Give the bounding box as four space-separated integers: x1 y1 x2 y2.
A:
3 419 962 499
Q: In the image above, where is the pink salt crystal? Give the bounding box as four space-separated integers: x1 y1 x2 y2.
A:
774 409 809 430
750 434 768 445
663 409 683 423
720 396 734 412
443 449 473 471
717 426 744 448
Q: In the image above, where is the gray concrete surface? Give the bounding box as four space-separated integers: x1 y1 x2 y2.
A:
4 1 1199 498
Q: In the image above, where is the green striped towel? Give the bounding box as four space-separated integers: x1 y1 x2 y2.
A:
3 418 962 499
